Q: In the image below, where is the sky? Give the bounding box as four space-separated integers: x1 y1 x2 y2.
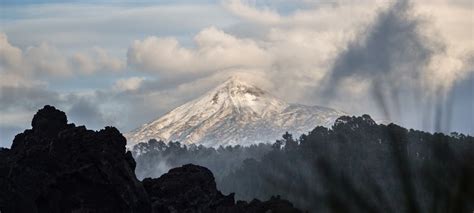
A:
0 0 473 147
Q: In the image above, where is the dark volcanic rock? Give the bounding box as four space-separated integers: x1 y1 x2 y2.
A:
0 105 301 213
143 164 235 212
0 105 150 213
142 164 302 213
31 105 68 136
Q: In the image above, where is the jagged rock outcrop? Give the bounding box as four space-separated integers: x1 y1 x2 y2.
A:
143 164 234 212
0 105 302 213
0 105 150 213
142 164 301 213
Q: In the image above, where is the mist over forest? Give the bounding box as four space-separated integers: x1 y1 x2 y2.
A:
132 115 474 212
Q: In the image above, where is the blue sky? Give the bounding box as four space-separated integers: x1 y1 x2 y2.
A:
1 0 473 147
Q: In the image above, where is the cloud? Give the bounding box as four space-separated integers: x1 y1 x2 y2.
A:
72 47 125 75
224 0 281 25
66 96 115 129
0 85 62 145
0 32 125 84
126 0 473 109
127 0 393 104
0 84 119 146
0 33 22 70
0 85 61 112
325 0 435 94
127 27 271 77
113 77 145 91
1 3 236 50
320 0 473 133
1 0 473 146
424 53 473 95
223 0 387 28
24 42 73 77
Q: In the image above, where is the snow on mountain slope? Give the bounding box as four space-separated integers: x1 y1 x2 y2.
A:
125 77 345 147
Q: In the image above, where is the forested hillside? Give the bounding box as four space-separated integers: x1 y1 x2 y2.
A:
133 115 474 212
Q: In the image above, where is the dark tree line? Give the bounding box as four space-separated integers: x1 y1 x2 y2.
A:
132 115 474 213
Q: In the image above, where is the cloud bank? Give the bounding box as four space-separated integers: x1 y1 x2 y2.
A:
1 0 473 146
0 33 124 84
127 27 271 77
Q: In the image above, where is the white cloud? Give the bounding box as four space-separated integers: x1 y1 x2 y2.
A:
113 77 145 91
224 0 281 24
1 0 473 145
0 33 22 70
0 33 125 87
224 0 387 27
412 0 474 97
72 47 125 75
424 52 473 96
127 27 271 76
93 47 125 71
24 42 72 77
1 3 236 50
124 0 473 125
126 0 395 103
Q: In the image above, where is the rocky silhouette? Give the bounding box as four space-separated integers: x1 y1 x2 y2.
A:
143 164 236 212
0 105 151 212
0 105 301 213
0 106 299 213
143 164 301 213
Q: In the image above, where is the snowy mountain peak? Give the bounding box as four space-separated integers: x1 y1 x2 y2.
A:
211 77 267 103
217 76 253 89
204 77 287 117
126 77 345 147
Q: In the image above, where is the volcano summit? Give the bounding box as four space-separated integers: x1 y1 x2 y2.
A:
126 78 344 147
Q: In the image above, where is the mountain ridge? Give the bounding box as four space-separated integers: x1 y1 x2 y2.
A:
126 77 345 147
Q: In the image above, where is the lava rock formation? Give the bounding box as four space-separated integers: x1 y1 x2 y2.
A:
143 164 301 213
0 105 301 213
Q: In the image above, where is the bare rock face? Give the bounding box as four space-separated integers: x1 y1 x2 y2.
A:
0 105 150 213
142 164 235 212
0 105 301 213
142 164 302 213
